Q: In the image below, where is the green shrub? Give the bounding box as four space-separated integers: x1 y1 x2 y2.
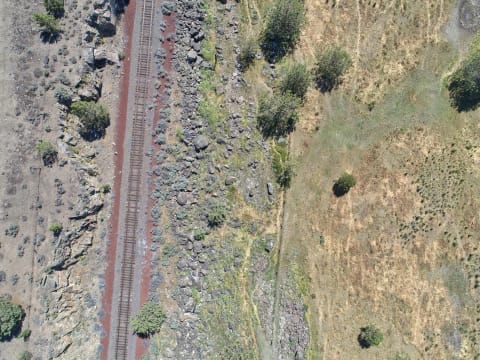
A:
36 141 57 166
101 184 111 194
207 203 228 227
272 142 294 188
278 63 310 100
358 324 384 348
261 0 305 61
257 92 300 138
0 299 24 340
238 37 257 70
334 173 356 196
44 0 64 17
32 13 60 36
130 301 166 337
314 46 352 92
49 223 63 236
18 351 33 360
70 101 110 140
193 229 206 241
448 35 480 111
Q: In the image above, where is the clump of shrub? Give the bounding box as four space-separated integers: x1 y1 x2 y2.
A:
278 63 311 101
448 34 480 112
70 101 110 141
36 141 57 166
333 173 356 196
0 299 24 341
260 0 305 61
49 223 63 236
358 324 384 348
5 224 19 238
54 87 73 106
32 13 60 39
207 203 228 227
314 46 352 92
44 0 64 17
18 351 33 360
238 37 257 70
193 229 206 241
257 92 300 138
272 142 294 188
130 301 166 337
101 184 111 194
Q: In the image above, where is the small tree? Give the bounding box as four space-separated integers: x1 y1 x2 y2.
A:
49 223 63 236
334 173 356 196
257 92 300 138
358 324 384 348
36 141 57 166
0 299 24 341
70 101 110 141
261 0 305 61
44 0 64 17
238 37 257 70
130 301 166 337
278 63 310 100
32 13 60 39
448 33 480 112
314 46 352 92
19 329 31 339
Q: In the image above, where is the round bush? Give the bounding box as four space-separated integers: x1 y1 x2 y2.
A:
0 299 24 341
333 173 356 196
71 101 110 141
130 301 166 337
358 324 384 348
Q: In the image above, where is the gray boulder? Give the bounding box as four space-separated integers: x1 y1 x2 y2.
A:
193 135 209 151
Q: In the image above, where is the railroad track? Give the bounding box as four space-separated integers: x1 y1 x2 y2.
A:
113 0 154 358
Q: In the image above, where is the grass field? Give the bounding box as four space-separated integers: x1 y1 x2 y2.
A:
282 1 480 358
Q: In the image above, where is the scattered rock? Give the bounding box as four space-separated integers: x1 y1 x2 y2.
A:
193 135 209 151
225 176 236 186
187 49 198 63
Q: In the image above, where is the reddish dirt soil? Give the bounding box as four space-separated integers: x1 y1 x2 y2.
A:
135 13 177 360
100 1 137 358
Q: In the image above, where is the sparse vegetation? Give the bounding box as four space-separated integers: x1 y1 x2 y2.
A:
130 301 166 337
0 299 24 341
257 92 300 138
36 140 57 166
358 324 384 348
18 351 33 360
19 328 31 339
447 35 480 112
49 223 63 236
44 0 64 17
70 101 110 141
193 229 206 241
314 47 352 92
5 224 19 238
238 37 257 70
32 13 60 38
272 142 294 188
101 184 111 194
278 63 310 100
207 203 228 227
333 173 356 196
54 87 73 106
261 0 305 61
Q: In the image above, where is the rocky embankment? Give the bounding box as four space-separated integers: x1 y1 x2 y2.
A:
144 0 309 358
